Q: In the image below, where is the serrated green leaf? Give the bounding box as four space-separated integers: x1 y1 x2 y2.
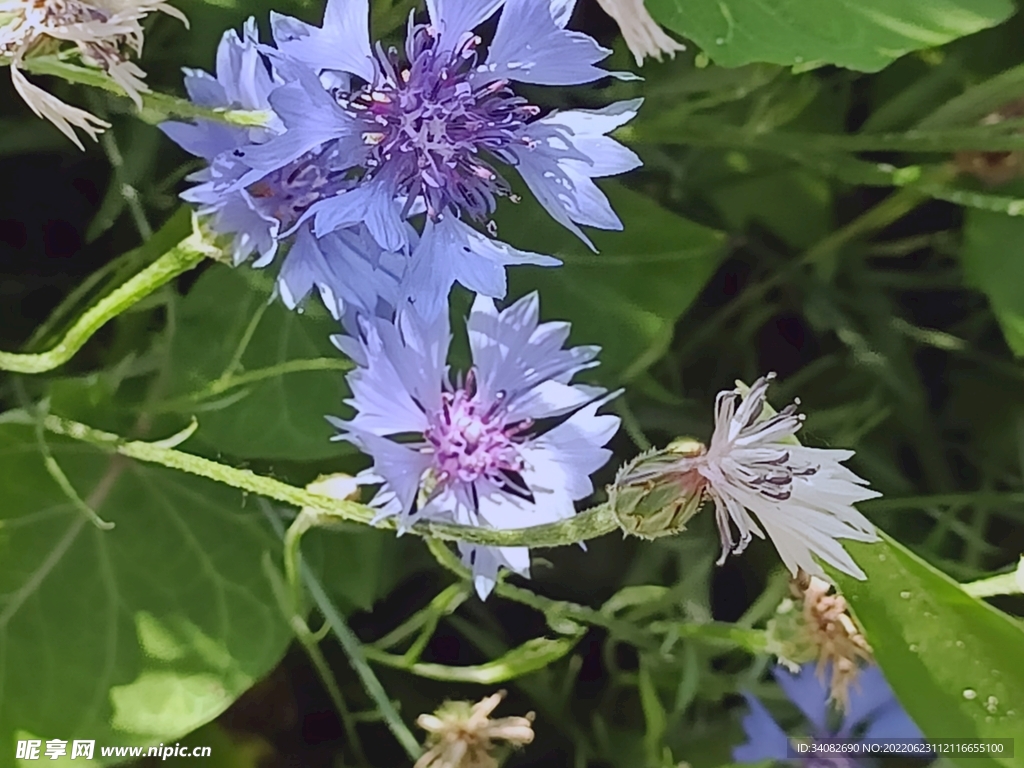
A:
506 182 727 382
833 533 1024 768
0 423 292 758
166 266 351 460
647 0 1014 72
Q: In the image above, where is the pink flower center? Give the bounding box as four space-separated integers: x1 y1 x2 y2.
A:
423 379 529 490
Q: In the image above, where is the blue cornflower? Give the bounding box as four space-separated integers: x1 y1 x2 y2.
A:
160 21 405 317
328 292 620 598
734 663 925 767
227 0 641 315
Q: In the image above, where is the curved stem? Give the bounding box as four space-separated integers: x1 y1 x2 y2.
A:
0 228 213 373
35 412 622 548
22 56 271 128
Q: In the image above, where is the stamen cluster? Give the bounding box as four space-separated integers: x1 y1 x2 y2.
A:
357 26 537 219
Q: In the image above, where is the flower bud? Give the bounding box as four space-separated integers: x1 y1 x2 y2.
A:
609 437 708 539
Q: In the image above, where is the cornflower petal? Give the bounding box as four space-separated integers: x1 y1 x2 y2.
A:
480 0 612 86
512 100 643 249
732 693 790 763
270 0 374 81
734 663 924 766
404 217 559 319
426 0 506 47
593 0 685 65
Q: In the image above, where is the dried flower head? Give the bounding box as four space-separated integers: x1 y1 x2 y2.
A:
954 99 1024 186
768 570 873 710
415 691 535 768
1 0 186 147
594 0 685 65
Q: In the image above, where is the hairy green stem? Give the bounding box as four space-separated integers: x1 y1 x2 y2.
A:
22 57 271 128
35 412 622 548
0 228 213 373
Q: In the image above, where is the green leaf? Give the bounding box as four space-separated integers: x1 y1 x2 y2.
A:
833 533 1024 768
961 208 1024 356
647 0 1014 72
708 169 833 249
306 524 428 613
0 423 291 757
506 183 727 381
166 266 352 460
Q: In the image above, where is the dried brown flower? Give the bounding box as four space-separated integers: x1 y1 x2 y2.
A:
1 0 186 147
594 0 685 66
954 99 1024 186
792 570 873 709
415 691 535 768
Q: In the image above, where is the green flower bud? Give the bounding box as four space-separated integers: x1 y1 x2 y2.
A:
609 437 708 539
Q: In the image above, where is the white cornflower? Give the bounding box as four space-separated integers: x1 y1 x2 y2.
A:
594 0 685 65
1 0 186 148
617 373 880 579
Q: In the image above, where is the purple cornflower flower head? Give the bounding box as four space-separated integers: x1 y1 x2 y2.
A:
160 22 403 316
222 0 642 313
734 662 925 767
328 292 620 598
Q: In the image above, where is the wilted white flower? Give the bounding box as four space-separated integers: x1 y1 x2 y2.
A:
415 691 535 768
617 373 880 579
0 0 186 147
594 0 684 65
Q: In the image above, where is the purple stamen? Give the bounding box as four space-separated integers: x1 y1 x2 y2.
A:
353 21 540 220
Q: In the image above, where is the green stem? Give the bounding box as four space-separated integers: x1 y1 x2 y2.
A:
633 117 1024 154
799 164 959 272
152 358 356 413
261 552 369 767
0 228 213 373
21 56 271 128
303 561 423 761
961 561 1024 598
427 540 767 654
35 412 622 548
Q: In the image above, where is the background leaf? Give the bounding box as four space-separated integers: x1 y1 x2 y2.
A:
0 423 292 757
646 0 1014 72
961 207 1024 356
166 266 351 461
834 533 1024 768
506 182 727 382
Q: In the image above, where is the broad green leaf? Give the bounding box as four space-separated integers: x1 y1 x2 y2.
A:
961 208 1024 356
0 423 292 759
506 183 727 381
647 0 1014 73
708 169 832 249
834 533 1024 768
306 524 428 613
167 266 351 460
